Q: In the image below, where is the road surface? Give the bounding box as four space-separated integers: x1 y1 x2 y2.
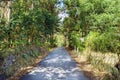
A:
20 47 89 80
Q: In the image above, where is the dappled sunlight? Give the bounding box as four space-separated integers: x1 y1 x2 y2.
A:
20 47 89 80
24 66 85 80
44 57 71 63
0 0 119 80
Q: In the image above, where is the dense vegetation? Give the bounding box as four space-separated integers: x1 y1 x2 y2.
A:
63 0 120 52
0 0 120 79
62 0 120 79
0 0 59 77
0 0 58 49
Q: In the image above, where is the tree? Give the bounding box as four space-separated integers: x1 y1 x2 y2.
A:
62 0 120 50
0 0 12 25
0 0 59 49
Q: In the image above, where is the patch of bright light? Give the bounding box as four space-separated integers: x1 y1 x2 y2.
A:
28 67 79 79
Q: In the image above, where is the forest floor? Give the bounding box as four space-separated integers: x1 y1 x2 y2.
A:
8 47 103 80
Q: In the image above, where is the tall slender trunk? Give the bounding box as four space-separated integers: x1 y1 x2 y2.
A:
1 0 12 25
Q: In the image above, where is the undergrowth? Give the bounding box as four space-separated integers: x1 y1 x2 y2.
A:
0 44 47 76
86 49 120 80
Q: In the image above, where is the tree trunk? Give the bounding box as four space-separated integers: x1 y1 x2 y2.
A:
1 0 12 25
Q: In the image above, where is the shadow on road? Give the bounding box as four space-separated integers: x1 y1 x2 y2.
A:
20 47 89 80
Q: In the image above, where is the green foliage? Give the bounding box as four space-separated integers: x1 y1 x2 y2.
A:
69 31 84 51
85 31 99 51
54 33 65 47
85 31 120 53
0 0 59 51
64 0 120 34
0 0 120 78
0 0 59 76
1 45 44 76
62 0 120 52
22 53 28 59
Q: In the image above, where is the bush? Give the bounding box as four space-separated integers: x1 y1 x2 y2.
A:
85 31 120 53
54 33 65 47
69 31 84 51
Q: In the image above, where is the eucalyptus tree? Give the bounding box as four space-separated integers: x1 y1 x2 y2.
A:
62 0 120 50
0 0 12 25
0 0 59 49
64 0 120 35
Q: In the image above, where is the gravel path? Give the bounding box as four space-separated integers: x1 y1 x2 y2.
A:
20 47 89 80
